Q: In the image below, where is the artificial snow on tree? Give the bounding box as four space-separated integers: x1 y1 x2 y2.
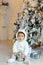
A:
13 0 43 48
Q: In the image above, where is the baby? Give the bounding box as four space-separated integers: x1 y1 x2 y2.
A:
8 29 29 63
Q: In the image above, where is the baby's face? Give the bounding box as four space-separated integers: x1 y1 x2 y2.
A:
18 33 25 41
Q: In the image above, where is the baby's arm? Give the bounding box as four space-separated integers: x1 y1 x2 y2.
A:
23 42 29 56
13 41 18 56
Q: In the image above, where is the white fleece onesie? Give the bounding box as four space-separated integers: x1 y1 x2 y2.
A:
13 29 29 56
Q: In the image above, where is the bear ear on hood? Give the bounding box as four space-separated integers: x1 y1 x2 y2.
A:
16 29 27 41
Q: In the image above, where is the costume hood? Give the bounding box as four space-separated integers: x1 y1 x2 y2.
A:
16 29 27 41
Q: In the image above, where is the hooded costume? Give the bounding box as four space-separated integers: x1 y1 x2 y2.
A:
13 29 29 56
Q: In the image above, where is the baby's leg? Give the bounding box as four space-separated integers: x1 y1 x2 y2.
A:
23 55 31 65
13 52 18 60
8 52 18 63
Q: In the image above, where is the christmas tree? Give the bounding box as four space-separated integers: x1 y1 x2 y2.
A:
13 0 43 48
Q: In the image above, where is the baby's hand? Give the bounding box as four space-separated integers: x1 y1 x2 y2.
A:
21 54 25 58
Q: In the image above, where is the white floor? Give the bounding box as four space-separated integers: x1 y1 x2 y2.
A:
0 41 43 65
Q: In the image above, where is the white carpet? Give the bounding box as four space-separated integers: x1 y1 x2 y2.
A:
0 42 43 65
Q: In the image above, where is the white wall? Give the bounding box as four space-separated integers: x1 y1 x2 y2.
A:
0 0 23 40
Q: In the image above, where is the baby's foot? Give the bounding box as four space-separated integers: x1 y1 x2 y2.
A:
23 59 29 64
8 58 16 63
8 56 16 63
